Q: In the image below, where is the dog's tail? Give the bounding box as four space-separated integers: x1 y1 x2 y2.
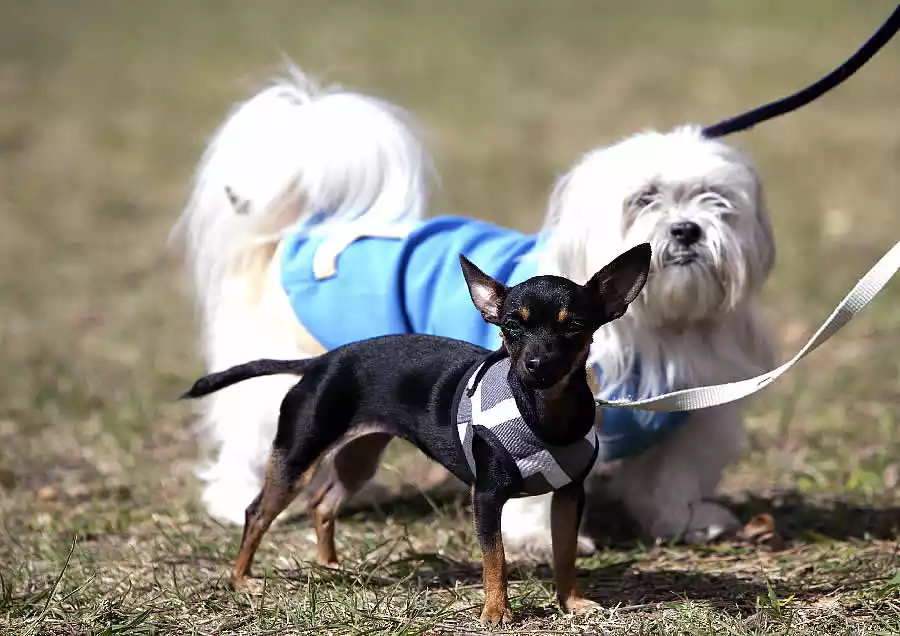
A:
181 358 316 400
170 65 429 331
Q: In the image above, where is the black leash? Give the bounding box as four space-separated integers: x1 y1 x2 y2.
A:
702 4 900 139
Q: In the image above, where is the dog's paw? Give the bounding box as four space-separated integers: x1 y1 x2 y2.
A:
229 573 254 593
682 525 733 544
562 595 601 615
503 529 596 557
202 480 261 526
649 500 741 543
316 557 341 569
479 601 514 627
502 496 552 554
575 534 597 555
503 530 551 555
682 501 742 543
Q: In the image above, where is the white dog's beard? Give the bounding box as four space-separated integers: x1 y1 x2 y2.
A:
641 258 725 325
636 233 743 326
623 213 760 327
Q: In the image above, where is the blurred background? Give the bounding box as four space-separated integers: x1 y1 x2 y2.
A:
1 0 899 569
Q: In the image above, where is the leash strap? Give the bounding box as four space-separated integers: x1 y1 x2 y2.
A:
596 239 900 412
703 4 900 138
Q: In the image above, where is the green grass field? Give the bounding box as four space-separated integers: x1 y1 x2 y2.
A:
2 1 899 633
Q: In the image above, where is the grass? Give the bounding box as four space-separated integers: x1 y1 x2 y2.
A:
1 0 899 633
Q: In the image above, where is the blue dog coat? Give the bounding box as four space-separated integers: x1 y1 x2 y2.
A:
280 215 689 461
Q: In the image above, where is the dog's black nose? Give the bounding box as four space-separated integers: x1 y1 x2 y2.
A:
669 221 702 246
524 358 542 374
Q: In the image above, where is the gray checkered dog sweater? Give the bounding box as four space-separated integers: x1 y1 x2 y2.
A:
455 357 600 497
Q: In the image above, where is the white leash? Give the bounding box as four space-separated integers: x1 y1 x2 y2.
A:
596 239 900 412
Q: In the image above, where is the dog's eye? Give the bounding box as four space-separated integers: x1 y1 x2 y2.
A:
502 319 523 335
695 191 734 212
561 320 586 335
631 188 659 211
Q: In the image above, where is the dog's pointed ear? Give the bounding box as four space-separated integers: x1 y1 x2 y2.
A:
460 254 507 324
584 243 652 321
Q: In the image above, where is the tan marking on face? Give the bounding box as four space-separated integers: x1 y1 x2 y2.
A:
558 308 568 323
518 307 530 321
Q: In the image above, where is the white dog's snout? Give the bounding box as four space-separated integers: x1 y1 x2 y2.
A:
668 220 703 246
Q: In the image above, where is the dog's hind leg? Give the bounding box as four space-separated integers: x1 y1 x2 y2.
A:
231 451 318 589
308 427 393 566
231 382 344 588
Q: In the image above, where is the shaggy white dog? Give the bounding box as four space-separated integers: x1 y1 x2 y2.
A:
505 127 776 550
173 69 775 548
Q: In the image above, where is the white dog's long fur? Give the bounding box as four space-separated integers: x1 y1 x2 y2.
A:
175 69 776 547
505 129 776 550
174 72 428 522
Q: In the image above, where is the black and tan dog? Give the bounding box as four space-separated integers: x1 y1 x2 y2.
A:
182 243 651 625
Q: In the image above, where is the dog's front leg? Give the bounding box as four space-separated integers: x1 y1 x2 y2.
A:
472 488 514 626
551 482 599 614
610 407 743 542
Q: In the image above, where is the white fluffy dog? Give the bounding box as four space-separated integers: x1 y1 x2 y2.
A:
174 69 775 548
504 128 776 551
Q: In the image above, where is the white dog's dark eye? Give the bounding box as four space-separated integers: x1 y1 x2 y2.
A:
695 192 734 211
631 188 659 209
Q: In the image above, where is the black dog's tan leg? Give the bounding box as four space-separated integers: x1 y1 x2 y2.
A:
232 453 320 589
232 379 347 588
551 482 599 614
312 509 338 567
308 429 393 567
473 488 513 626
